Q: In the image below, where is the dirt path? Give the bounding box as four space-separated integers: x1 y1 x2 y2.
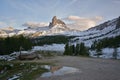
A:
36 56 120 80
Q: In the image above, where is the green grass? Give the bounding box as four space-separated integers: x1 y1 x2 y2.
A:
0 61 49 80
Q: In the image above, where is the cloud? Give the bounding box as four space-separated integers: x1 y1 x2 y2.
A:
23 22 49 28
112 0 120 4
68 0 78 5
0 22 8 28
64 15 103 31
64 0 78 7
0 22 5 25
0 16 17 29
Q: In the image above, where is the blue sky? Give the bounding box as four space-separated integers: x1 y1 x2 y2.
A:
0 0 120 29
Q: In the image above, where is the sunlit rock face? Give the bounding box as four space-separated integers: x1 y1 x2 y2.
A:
49 16 67 28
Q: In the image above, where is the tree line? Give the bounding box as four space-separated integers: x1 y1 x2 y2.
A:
91 35 120 50
0 35 33 55
32 35 76 46
90 35 120 58
64 42 89 56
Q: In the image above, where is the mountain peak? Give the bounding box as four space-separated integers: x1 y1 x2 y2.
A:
49 16 67 28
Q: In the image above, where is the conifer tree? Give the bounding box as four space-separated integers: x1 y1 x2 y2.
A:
116 16 120 29
79 42 89 56
75 44 79 55
0 35 33 55
63 43 69 55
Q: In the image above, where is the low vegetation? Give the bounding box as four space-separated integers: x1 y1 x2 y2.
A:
0 61 49 80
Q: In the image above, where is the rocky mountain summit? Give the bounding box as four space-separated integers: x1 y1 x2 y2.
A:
49 16 67 28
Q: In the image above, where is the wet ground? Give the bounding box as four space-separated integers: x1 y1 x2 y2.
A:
41 65 80 77
36 56 120 80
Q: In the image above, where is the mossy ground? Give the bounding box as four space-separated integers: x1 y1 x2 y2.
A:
0 61 50 80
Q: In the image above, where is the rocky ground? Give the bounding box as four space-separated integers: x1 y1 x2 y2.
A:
36 56 120 80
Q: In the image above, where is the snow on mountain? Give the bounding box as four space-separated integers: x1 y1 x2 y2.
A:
0 27 20 37
28 16 70 37
0 16 69 37
0 16 120 42
67 16 120 59
68 16 120 46
1 27 14 31
0 30 7 37
0 16 120 38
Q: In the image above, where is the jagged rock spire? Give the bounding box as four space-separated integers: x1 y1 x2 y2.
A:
49 16 67 28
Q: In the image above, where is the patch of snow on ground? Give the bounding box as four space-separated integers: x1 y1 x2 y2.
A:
117 47 120 59
8 73 21 80
89 50 98 58
100 48 114 58
89 48 120 59
32 44 65 52
0 55 16 61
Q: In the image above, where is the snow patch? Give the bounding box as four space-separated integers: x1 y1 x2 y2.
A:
89 47 120 59
32 44 65 52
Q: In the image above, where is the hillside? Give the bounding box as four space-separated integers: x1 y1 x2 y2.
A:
0 16 120 59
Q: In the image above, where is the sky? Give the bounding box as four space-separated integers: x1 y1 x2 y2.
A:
0 0 120 30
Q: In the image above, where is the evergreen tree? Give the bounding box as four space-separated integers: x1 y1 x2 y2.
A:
64 44 76 56
113 48 117 59
96 42 102 57
63 43 69 55
116 16 120 29
75 44 80 56
72 45 75 55
79 43 89 56
113 42 118 59
69 45 74 55
0 35 33 55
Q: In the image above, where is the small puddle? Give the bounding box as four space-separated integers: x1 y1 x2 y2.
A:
41 65 79 77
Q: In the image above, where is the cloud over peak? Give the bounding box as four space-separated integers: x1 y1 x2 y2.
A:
64 15 103 31
23 22 49 28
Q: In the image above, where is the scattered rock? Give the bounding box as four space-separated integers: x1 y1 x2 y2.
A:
18 53 42 60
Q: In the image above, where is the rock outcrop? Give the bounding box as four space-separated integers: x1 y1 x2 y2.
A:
49 16 67 28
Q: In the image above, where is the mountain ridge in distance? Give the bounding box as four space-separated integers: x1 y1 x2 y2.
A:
0 16 120 39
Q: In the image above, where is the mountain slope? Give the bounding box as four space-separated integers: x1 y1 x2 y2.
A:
29 16 70 37
0 16 120 40
69 16 120 46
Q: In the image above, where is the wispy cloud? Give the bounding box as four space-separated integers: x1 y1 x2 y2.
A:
69 0 78 5
112 0 120 4
8 0 35 11
65 0 78 7
7 0 60 13
0 22 8 28
0 16 17 28
22 21 49 28
64 15 103 30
